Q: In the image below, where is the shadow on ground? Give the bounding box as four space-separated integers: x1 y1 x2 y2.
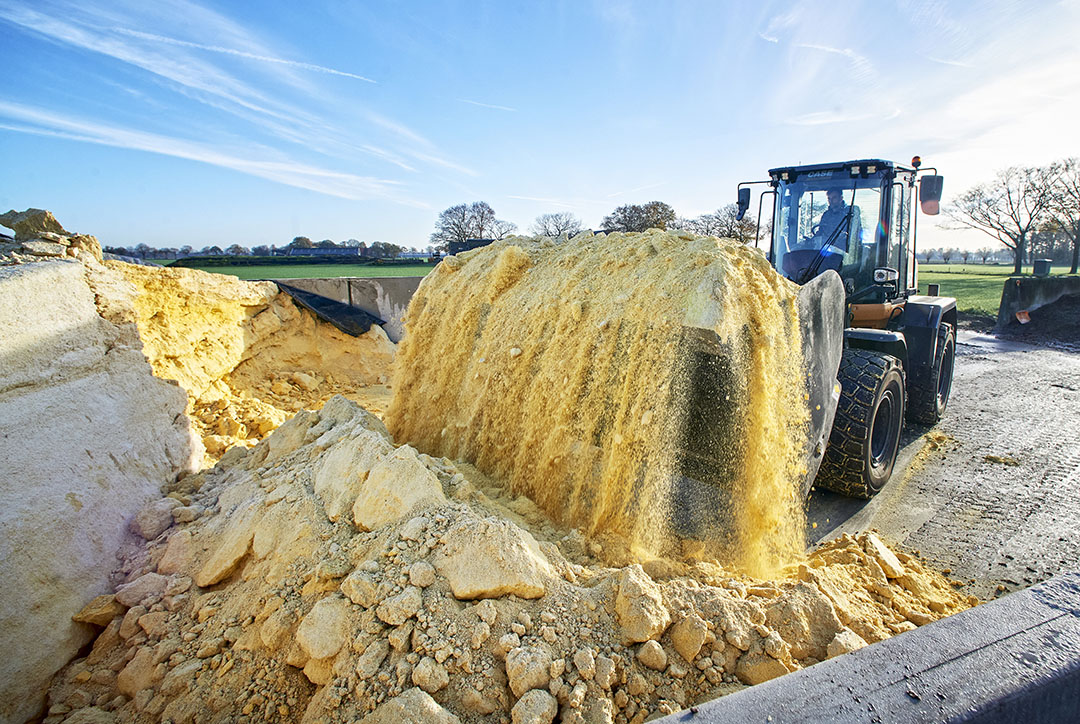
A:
804 425 928 546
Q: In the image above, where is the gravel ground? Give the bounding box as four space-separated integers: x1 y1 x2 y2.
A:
807 331 1080 601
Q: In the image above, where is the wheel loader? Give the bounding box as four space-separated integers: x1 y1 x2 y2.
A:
733 156 957 499
387 156 956 562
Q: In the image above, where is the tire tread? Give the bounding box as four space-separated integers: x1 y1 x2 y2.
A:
817 349 904 499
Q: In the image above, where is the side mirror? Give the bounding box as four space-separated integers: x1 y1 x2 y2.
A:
920 175 943 215
736 187 751 221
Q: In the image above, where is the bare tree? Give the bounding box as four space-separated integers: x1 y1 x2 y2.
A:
921 248 935 263
470 202 497 238
714 204 758 244
675 204 758 244
946 164 1061 274
491 219 518 240
1050 157 1080 274
531 212 584 238
978 247 994 264
960 249 971 264
430 201 515 251
941 248 955 264
601 201 676 232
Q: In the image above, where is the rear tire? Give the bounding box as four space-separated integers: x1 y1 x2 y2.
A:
817 349 906 499
907 325 955 425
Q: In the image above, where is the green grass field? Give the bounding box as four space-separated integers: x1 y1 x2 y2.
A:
918 263 1075 317
170 263 436 280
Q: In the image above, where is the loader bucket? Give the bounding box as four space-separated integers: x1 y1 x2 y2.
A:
387 233 844 573
669 270 845 548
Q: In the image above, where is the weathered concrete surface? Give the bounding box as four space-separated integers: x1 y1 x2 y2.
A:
996 274 1080 328
0 261 199 724
272 277 423 342
808 331 1080 602
661 572 1080 723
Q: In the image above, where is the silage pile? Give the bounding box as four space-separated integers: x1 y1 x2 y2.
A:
93 262 395 464
46 395 975 724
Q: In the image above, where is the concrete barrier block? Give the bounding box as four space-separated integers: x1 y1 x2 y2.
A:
661 572 1080 724
996 275 1080 329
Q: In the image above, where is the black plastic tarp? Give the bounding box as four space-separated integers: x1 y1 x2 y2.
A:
276 282 386 337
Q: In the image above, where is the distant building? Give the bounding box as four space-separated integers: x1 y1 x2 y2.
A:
448 238 494 255
285 247 361 257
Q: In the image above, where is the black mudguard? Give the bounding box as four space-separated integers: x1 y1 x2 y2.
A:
900 295 957 392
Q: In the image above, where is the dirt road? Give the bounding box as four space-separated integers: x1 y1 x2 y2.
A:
807 331 1080 600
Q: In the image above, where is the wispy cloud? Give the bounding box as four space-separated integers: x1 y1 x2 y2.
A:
111 27 377 83
408 150 477 177
364 111 434 149
458 98 517 112
0 5 290 122
758 9 800 44
795 43 875 82
925 55 974 68
360 145 417 172
0 101 423 204
0 1 474 180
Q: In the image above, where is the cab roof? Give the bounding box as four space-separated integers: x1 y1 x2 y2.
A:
768 159 913 179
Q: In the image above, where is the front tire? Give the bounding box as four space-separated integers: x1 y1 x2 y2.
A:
817 349 906 499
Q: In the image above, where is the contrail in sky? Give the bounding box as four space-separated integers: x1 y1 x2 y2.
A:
459 98 517 112
112 27 377 83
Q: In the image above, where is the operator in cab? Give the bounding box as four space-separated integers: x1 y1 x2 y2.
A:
817 188 860 254
781 187 861 282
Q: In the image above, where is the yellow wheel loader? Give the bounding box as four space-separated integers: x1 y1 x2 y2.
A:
735 156 956 498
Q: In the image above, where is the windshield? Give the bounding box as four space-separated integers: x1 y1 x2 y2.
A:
772 176 884 291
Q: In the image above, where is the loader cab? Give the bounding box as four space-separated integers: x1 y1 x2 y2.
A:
766 160 917 303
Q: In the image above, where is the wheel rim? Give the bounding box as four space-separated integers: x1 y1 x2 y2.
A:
936 341 955 409
870 387 899 468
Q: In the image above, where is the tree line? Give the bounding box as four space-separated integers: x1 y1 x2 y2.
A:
103 236 416 260
429 200 761 251
947 157 1080 274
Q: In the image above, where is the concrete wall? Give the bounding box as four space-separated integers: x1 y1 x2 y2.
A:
996 275 1080 328
0 261 199 723
272 276 423 342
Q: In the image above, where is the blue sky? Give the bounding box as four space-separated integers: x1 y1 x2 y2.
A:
0 0 1077 250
